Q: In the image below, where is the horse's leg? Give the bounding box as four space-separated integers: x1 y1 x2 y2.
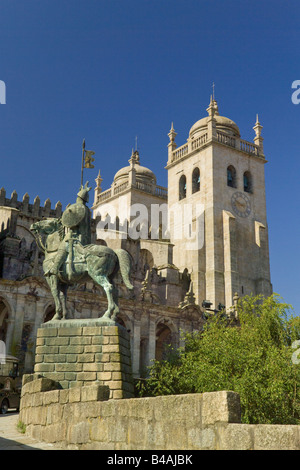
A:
110 281 119 322
89 272 115 319
59 283 68 320
86 253 118 319
100 276 115 318
46 275 62 320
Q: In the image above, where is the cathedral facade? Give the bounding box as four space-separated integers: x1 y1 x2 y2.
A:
0 98 272 378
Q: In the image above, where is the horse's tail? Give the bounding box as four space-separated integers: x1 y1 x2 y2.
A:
114 249 134 292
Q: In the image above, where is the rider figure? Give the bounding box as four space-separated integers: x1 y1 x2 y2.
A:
47 182 92 276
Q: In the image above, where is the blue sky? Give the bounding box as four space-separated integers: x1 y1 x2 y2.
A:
0 0 299 313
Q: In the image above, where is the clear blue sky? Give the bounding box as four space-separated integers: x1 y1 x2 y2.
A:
0 0 299 313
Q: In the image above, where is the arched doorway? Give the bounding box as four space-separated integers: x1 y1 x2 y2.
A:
44 305 56 323
155 322 174 361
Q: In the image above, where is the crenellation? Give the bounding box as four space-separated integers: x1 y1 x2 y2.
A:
0 189 62 220
10 190 18 208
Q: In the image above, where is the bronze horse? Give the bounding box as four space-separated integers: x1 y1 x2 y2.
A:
30 218 134 321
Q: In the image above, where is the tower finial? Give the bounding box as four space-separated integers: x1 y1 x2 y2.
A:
168 122 177 142
212 81 215 101
253 114 264 155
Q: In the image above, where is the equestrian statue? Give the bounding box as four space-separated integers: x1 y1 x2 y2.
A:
30 182 134 321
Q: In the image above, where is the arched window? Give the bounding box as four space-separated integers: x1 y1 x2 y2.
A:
192 167 200 193
179 175 187 200
243 171 252 193
103 213 111 231
138 249 154 275
227 165 236 188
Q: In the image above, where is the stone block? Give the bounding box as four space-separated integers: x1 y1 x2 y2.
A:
65 372 77 381
44 353 67 363
34 363 55 373
41 372 65 383
55 363 82 372
43 390 60 405
37 327 57 337
109 353 121 363
34 354 44 363
59 345 84 354
103 362 122 372
102 344 120 354
217 423 254 450
58 327 82 336
98 371 112 381
25 377 59 394
36 345 59 354
70 336 91 345
81 385 110 402
69 387 81 403
102 326 119 336
90 417 109 442
68 421 90 445
92 335 109 345
46 336 70 346
42 422 66 443
82 326 103 336
112 390 124 399
32 392 43 407
77 353 95 363
95 353 110 362
82 363 103 372
77 372 97 382
202 391 241 426
253 424 300 450
66 354 78 363
107 380 123 390
84 344 102 353
59 389 70 404
22 373 40 387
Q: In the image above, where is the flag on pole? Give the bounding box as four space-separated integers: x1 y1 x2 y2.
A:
84 150 95 168
81 139 95 186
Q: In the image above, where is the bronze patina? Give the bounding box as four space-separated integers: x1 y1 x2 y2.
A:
30 182 134 322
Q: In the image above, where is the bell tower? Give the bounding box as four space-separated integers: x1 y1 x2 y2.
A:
166 98 272 310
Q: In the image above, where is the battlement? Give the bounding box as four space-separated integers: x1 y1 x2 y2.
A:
0 187 62 219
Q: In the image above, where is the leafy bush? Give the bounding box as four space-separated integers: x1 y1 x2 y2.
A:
138 294 300 424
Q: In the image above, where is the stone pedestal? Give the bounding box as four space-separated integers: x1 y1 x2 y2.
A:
34 319 134 399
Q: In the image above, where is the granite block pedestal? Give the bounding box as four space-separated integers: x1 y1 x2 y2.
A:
33 318 134 399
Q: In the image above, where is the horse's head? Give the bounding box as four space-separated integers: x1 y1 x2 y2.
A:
30 218 62 235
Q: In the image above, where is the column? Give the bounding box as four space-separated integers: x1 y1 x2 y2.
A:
223 210 239 309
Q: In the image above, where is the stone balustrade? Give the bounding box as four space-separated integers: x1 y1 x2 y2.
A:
95 180 168 205
169 131 263 165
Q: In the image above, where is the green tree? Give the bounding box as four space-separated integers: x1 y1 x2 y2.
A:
138 294 300 424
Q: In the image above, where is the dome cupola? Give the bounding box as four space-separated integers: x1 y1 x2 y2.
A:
113 150 157 186
189 98 240 139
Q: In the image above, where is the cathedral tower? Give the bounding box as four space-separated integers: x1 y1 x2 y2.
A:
166 97 272 310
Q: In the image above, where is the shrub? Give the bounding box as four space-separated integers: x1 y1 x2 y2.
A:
138 294 300 424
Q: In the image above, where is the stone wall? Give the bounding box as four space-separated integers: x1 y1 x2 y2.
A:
19 386 300 450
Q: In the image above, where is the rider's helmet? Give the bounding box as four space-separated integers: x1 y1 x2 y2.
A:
77 181 91 203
